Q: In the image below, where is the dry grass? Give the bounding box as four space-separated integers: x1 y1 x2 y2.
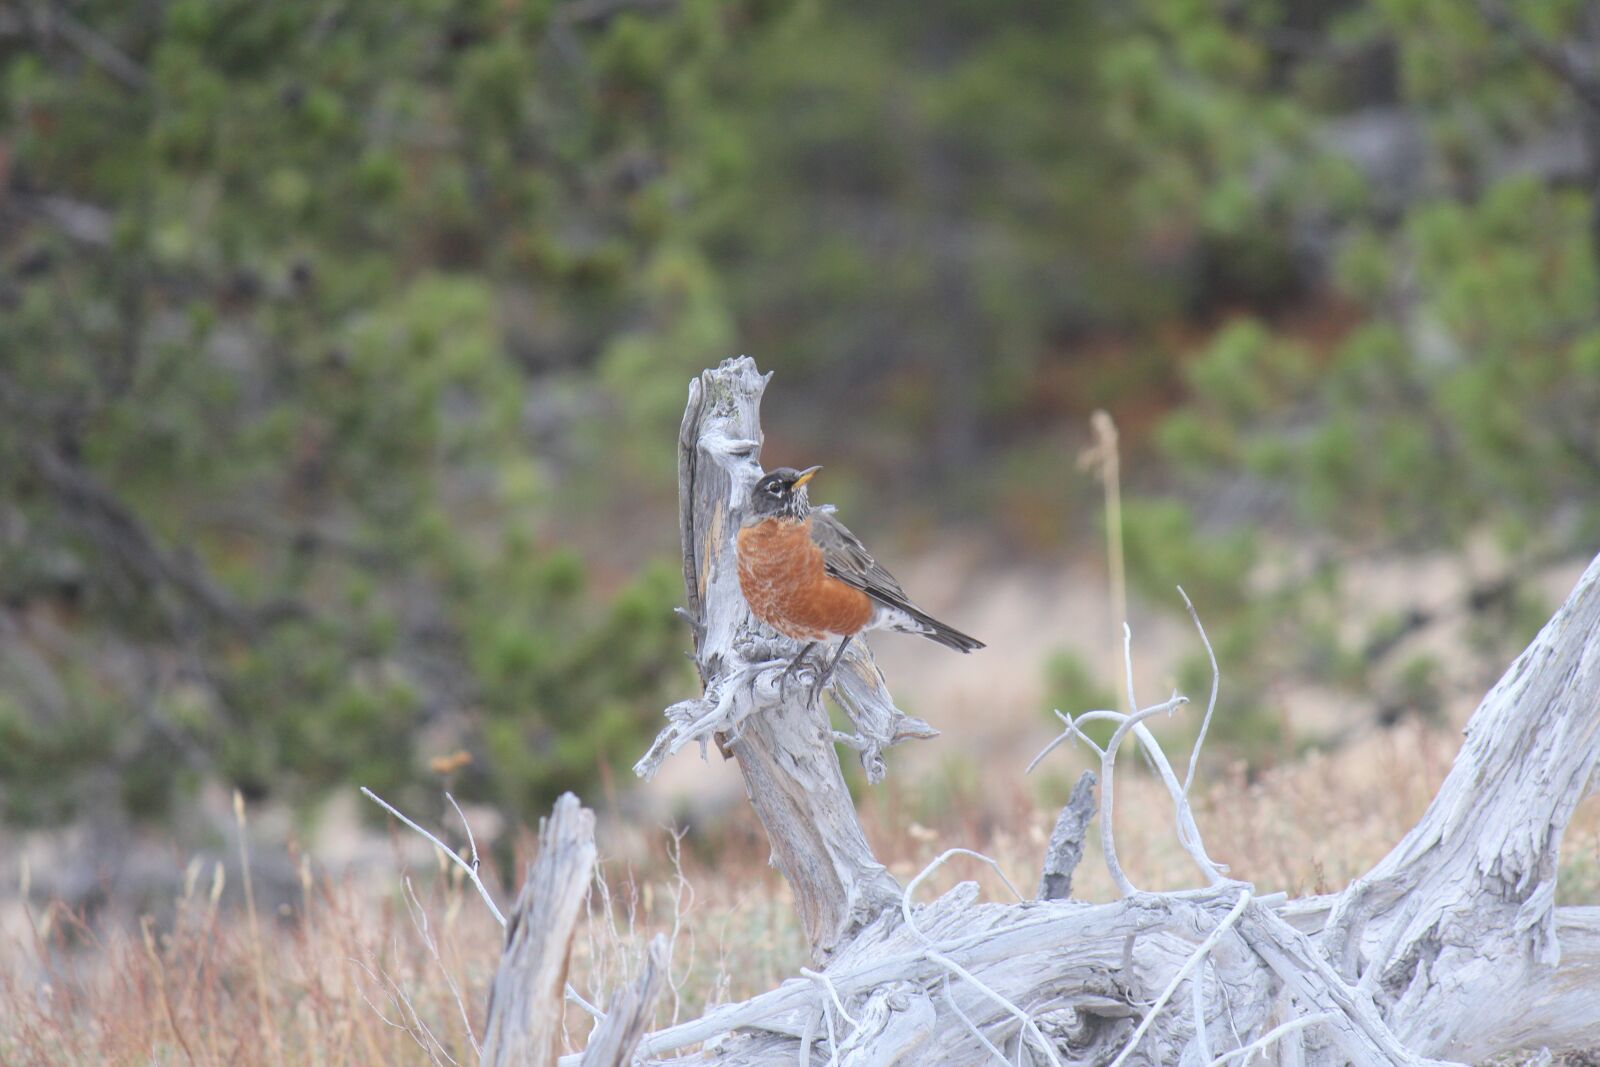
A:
3 717 1598 1066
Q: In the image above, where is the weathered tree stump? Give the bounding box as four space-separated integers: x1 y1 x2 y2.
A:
482 793 597 1067
635 357 932 961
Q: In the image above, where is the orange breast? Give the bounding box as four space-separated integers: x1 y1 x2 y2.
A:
736 517 873 640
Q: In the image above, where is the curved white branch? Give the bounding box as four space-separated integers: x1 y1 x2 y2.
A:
1205 1013 1336 1067
1176 586 1220 798
361 786 506 927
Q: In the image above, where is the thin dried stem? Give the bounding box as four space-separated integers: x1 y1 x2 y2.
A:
1122 623 1138 722
1177 586 1220 798
361 787 506 927
402 876 481 1061
900 849 1060 1067
444 793 482 872
361 786 607 1028
1080 410 1128 714
1026 708 1103 771
799 967 859 1029
901 848 1027 941
234 792 285 1067
1038 694 1185 896
941 975 1012 1066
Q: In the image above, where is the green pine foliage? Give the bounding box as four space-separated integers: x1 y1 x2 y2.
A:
1117 0 1600 731
3 0 1596 827
0 0 740 825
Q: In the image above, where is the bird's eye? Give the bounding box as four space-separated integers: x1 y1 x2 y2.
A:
767 482 783 495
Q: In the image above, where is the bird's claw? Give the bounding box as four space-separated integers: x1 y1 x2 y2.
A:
777 654 814 704
776 643 838 708
805 653 849 709
805 672 830 709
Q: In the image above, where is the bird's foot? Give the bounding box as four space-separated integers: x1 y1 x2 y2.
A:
804 636 853 709
777 642 819 704
805 672 830 709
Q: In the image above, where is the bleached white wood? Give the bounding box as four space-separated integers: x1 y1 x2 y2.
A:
1322 550 1600 1062
836 982 936 1065
578 934 669 1067
560 358 1600 1067
482 793 597 1067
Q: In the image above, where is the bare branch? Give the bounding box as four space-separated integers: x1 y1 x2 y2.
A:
361 787 506 928
1108 889 1251 1067
579 934 669 1067
1177 586 1219 797
1205 1013 1336 1067
1030 693 1188 896
402 876 481 1060
1038 770 1096 901
900 849 1059 1067
648 357 907 960
482 794 598 1067
539 361 1600 1066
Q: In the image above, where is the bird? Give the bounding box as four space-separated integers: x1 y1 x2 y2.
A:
735 465 983 700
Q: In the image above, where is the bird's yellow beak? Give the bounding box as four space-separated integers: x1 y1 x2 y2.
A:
792 466 822 489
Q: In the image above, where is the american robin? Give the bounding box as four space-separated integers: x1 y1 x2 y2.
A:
736 466 983 698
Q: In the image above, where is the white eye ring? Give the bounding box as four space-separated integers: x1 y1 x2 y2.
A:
767 482 782 494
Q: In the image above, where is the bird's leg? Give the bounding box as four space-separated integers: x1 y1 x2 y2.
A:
807 635 853 707
778 642 818 702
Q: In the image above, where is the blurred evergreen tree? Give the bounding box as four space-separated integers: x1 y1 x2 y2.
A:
687 0 1157 484
3 0 1597 825
1110 0 1600 742
0 0 750 825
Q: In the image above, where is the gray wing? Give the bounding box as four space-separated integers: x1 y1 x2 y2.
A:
809 508 985 652
809 509 909 603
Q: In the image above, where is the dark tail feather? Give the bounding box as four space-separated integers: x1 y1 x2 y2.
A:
901 603 985 653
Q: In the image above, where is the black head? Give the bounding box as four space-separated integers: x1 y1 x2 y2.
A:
747 465 821 522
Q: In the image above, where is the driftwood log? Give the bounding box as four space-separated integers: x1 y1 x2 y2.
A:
545 356 1600 1065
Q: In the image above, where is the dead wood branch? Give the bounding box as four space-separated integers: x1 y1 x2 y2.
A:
1320 549 1600 1061
579 934 669 1066
1038 770 1096 901
637 357 922 959
482 794 597 1067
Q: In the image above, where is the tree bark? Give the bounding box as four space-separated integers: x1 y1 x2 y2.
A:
1038 770 1097 902
1320 549 1600 1062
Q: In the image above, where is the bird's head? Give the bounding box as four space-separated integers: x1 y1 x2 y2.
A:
746 465 820 522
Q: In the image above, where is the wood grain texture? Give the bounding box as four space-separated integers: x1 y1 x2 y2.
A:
1038 770 1096 901
1322 549 1600 1062
578 934 669 1067
482 794 596 1067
